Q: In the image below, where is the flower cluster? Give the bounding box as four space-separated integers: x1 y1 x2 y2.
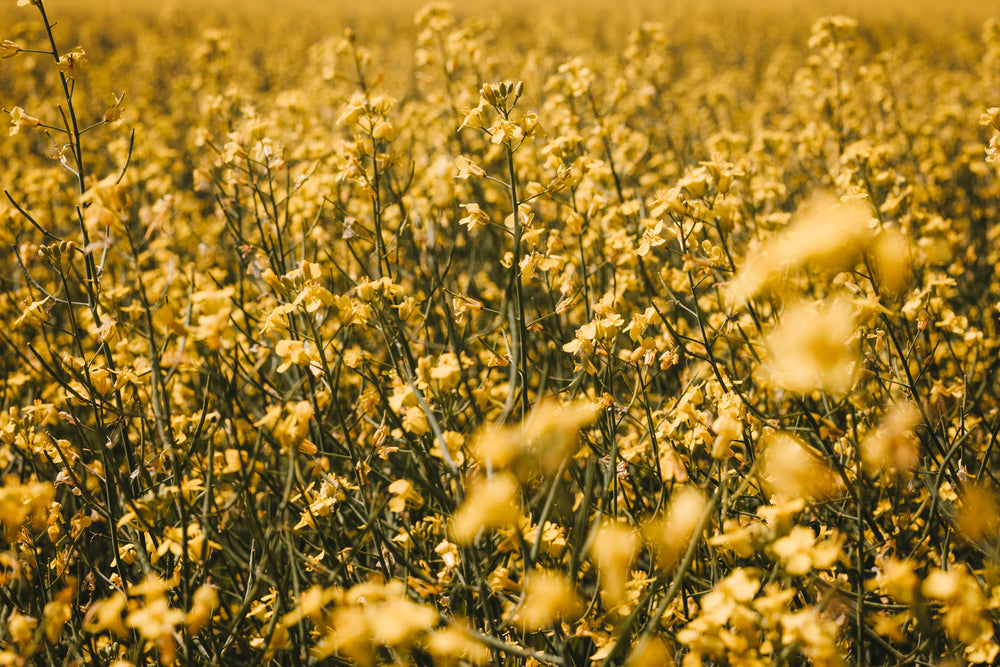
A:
1 0 1000 665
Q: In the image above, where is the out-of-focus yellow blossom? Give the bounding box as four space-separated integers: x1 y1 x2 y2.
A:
0 478 55 540
728 192 875 305
424 623 489 665
625 635 672 667
7 610 37 651
861 403 920 473
779 607 840 665
126 596 185 640
770 526 841 576
83 591 129 638
643 485 708 569
956 485 1000 543
760 433 837 500
590 519 638 606
450 473 521 544
473 398 596 475
765 298 858 395
513 569 581 630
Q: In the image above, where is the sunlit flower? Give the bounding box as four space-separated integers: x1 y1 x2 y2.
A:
514 569 581 630
760 432 837 500
450 473 521 544
590 520 638 606
0 40 22 58
766 298 858 395
8 106 40 135
728 192 874 305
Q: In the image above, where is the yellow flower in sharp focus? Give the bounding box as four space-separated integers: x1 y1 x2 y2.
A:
387 478 424 513
56 47 87 78
274 338 323 375
0 40 22 58
8 106 40 136
458 202 490 230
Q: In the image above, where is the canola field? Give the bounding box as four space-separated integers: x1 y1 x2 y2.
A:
2 0 1000 664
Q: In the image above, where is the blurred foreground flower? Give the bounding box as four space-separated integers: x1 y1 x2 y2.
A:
861 403 920 473
727 192 874 305
473 398 597 475
760 432 837 500
766 298 858 395
450 473 521 544
643 486 708 569
513 569 581 630
590 520 638 606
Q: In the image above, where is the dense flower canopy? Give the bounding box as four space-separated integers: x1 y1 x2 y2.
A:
2 0 1000 664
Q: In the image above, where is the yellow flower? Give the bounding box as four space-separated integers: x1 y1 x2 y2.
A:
450 473 521 544
425 624 489 665
0 40 22 58
387 478 424 513
453 155 485 180
7 610 37 651
514 569 581 630
84 591 129 638
643 485 707 569
370 597 439 646
8 106 40 136
760 432 837 500
727 192 874 305
56 47 87 78
458 202 490 230
590 520 638 606
771 526 841 576
274 338 323 374
861 403 920 473
779 608 839 664
126 597 185 640
766 298 858 395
